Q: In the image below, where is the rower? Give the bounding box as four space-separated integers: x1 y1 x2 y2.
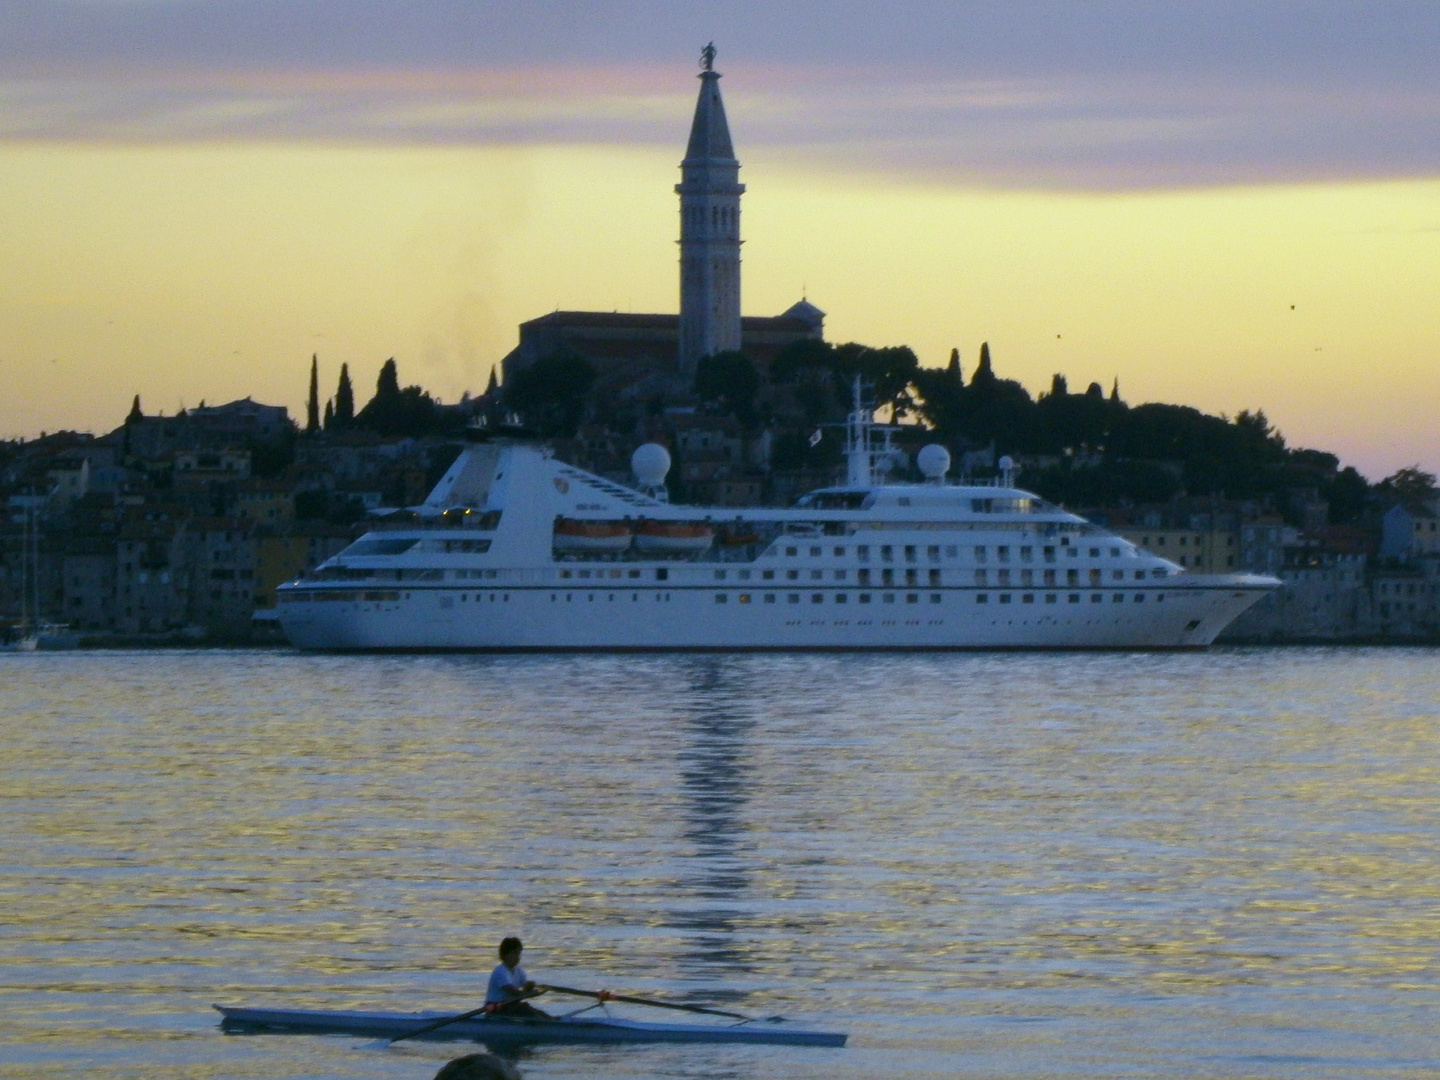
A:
486 937 550 1018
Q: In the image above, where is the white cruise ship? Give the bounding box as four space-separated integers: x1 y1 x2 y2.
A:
277 392 1279 651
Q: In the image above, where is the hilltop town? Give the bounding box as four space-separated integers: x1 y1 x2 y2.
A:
4 50 1437 646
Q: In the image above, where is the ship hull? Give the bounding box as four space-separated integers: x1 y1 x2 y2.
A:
278 576 1273 651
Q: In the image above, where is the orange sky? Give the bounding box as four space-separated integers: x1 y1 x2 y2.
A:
2 140 1436 479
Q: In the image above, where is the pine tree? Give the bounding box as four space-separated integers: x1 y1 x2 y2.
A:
334 363 354 426
306 354 320 433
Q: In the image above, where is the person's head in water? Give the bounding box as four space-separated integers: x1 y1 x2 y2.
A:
498 936 522 969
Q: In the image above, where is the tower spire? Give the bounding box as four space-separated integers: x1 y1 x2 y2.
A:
677 44 744 379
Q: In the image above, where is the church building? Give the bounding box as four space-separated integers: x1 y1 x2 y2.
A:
499 48 824 390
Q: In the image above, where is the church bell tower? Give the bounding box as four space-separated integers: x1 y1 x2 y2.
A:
677 43 744 378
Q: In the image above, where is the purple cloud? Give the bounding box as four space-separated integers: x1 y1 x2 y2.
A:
3 1 1438 187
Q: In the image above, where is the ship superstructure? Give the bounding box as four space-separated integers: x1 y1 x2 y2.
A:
276 392 1278 651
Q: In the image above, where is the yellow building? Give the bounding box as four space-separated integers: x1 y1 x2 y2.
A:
252 533 311 609
236 481 294 525
1118 526 1240 572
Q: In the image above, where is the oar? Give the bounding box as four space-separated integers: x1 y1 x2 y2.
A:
538 983 770 1023
382 990 545 1046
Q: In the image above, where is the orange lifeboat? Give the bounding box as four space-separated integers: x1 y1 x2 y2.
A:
552 518 632 553
634 519 714 554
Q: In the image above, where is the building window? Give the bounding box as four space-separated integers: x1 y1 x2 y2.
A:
715 593 727 603
976 594 989 603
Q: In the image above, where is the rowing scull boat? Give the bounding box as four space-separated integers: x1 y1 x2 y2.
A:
214 1004 847 1047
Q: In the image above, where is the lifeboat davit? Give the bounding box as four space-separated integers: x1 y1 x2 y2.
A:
552 518 632 553
634 519 714 554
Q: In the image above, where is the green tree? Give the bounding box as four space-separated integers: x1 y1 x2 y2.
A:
1378 466 1438 500
695 351 761 426
503 351 597 438
305 354 320 434
333 363 354 427
355 358 441 437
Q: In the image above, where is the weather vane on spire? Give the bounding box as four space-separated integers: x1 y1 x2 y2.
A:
700 42 716 72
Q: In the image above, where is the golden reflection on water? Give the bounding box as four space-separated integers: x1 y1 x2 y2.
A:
1 647 1438 1079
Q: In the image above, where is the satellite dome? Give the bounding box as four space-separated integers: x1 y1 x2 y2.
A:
631 443 672 486
998 455 1015 474
917 444 951 480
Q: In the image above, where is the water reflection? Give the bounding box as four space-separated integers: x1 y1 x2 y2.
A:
4 648 1440 1080
669 658 759 981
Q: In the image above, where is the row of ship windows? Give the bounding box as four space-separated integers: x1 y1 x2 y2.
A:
714 592 1171 606
711 567 1166 584
284 589 1171 606
780 542 1132 562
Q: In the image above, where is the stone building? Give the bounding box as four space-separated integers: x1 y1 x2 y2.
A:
499 49 823 389
1380 501 1440 558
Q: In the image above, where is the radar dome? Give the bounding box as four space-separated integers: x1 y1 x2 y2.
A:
631 443 672 486
917 444 951 480
998 455 1015 472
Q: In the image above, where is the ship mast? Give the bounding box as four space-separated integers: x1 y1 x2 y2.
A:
844 375 894 488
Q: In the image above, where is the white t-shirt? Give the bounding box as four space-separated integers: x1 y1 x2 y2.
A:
486 961 528 1004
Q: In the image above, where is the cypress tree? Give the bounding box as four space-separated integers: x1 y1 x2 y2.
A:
334 364 354 426
971 342 995 388
376 358 400 400
126 394 143 423
323 399 335 430
306 354 320 433
946 347 962 384
1109 377 1121 403
485 366 499 395
1050 373 1068 396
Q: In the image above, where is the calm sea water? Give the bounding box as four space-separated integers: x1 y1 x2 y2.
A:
2 648 1439 1080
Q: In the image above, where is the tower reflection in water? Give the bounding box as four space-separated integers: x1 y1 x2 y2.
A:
667 657 760 989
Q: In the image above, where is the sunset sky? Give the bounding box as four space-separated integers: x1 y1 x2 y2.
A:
2 2 1437 478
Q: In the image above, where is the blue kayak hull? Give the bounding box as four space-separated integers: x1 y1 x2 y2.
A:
215 1004 847 1048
